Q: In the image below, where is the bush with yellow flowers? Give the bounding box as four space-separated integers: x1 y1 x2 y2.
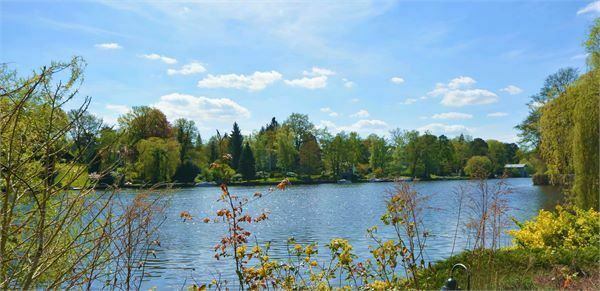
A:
509 205 600 250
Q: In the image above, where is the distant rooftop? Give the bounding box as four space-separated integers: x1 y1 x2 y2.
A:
505 164 527 168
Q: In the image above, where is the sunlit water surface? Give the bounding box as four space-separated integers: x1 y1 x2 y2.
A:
113 178 561 289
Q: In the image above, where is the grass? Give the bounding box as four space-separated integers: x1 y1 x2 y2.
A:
417 247 600 290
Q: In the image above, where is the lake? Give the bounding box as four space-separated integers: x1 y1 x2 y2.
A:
118 178 561 289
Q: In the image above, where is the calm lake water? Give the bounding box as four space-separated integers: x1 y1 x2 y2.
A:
118 178 561 289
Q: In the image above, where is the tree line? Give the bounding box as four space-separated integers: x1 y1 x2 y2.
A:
73 107 525 185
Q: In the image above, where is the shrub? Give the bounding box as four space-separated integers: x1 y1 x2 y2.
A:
532 173 550 185
464 156 493 178
172 161 201 183
509 205 600 250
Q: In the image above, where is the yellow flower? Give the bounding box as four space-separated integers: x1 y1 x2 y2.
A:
310 260 318 267
236 245 246 257
369 280 391 290
294 244 302 252
305 244 315 255
252 245 261 254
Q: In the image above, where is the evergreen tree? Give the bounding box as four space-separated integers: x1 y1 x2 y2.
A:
229 122 243 169
238 143 256 180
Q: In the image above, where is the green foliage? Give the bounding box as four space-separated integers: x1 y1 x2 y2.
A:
469 138 488 156
532 173 549 185
275 127 297 172
516 67 579 151
571 69 599 209
585 18 600 69
119 106 172 146
283 113 315 150
298 134 322 175
509 206 600 250
464 155 492 178
539 68 599 209
172 161 201 183
229 122 243 169
136 137 180 183
418 247 599 290
238 143 256 180
173 118 198 163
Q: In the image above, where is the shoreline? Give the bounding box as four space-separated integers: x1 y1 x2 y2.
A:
86 175 530 190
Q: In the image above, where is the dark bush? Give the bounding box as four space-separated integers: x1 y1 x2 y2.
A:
532 173 550 185
172 161 201 184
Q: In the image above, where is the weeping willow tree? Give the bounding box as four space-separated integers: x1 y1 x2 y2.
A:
539 19 599 210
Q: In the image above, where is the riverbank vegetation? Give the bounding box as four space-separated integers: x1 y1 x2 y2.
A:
0 14 598 291
66 104 527 187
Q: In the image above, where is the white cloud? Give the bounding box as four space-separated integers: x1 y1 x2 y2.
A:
342 78 354 88
167 62 207 75
284 75 328 89
320 107 339 117
487 112 508 117
418 123 471 135
95 42 122 49
141 53 177 64
285 67 334 89
572 53 590 60
318 119 389 134
153 93 250 124
105 104 130 114
390 77 404 84
198 71 282 91
399 98 417 105
577 1 600 15
351 109 370 118
432 112 473 120
447 76 475 89
303 67 336 77
350 98 360 103
500 85 522 95
428 76 497 107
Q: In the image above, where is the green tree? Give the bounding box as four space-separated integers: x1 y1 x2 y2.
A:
67 110 103 169
173 118 198 163
275 127 297 173
540 66 599 210
470 138 488 157
464 156 493 178
516 68 579 151
585 18 599 69
238 143 256 180
172 161 201 183
136 137 180 183
283 113 315 150
418 133 439 179
368 134 387 174
298 134 323 175
451 134 471 176
437 135 454 176
229 122 244 170
486 139 507 175
118 106 172 145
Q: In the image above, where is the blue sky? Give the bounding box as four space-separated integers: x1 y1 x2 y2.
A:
2 0 598 141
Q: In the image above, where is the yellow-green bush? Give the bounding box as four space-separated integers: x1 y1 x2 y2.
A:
509 206 600 250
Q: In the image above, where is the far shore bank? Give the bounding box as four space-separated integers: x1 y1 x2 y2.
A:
85 175 533 190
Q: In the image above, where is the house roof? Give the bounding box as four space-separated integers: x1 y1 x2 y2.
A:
504 164 527 168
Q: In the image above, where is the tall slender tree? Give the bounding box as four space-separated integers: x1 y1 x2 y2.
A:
238 143 256 180
229 122 243 169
